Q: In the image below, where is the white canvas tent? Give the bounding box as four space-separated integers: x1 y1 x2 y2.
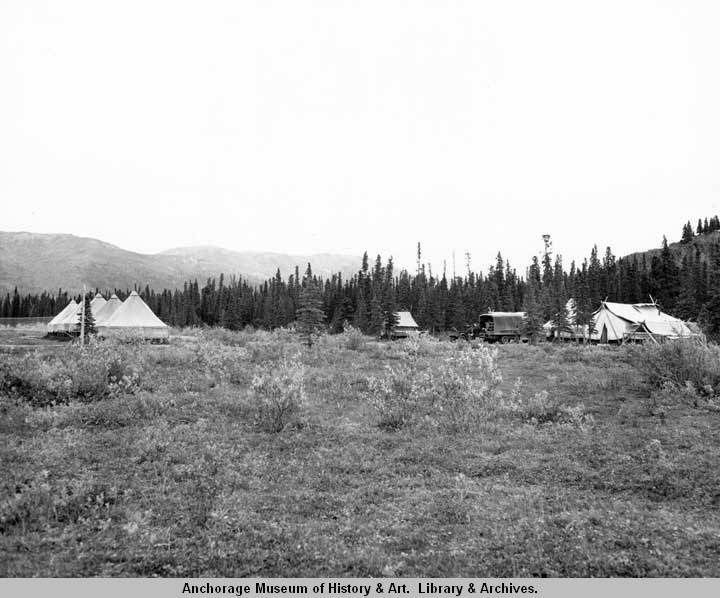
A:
47 300 78 333
53 294 108 333
98 291 169 340
94 294 122 326
89 293 107 315
592 301 695 343
55 301 84 332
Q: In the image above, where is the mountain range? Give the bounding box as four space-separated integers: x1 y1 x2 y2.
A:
2 229 715 296
0 232 362 295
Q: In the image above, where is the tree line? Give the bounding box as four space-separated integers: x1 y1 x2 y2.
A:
5 215 720 338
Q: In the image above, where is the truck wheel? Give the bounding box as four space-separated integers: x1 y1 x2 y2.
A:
500 336 510 344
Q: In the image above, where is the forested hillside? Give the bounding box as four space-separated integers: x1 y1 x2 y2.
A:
6 217 720 338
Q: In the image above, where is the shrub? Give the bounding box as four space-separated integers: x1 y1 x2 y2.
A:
246 328 301 364
647 380 720 417
196 340 249 386
250 353 307 432
398 334 444 358
504 378 595 427
367 343 504 433
558 403 595 430
423 346 503 432
1 472 120 533
341 325 367 351
367 364 424 431
198 327 252 347
503 378 562 423
634 340 720 398
632 438 675 499
0 339 145 406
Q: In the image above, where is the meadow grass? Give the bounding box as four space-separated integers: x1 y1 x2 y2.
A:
1 330 719 576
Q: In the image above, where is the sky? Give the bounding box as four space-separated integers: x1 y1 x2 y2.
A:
2 1 720 275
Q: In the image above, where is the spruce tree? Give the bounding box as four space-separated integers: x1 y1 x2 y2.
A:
681 221 694 244
75 293 96 342
369 292 384 338
675 263 698 320
296 264 325 347
354 290 369 332
699 283 720 340
447 281 467 331
522 279 544 343
550 256 572 340
574 261 595 342
381 257 399 338
657 235 680 309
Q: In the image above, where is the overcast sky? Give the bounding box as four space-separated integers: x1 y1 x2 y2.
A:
2 1 720 274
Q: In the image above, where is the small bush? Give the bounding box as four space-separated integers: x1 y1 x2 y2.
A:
197 340 250 386
398 334 444 358
423 346 503 432
504 378 595 427
246 328 302 364
635 340 720 399
367 344 503 433
517 390 561 423
1 472 120 533
367 364 424 431
250 353 307 432
503 378 562 423
558 403 595 430
341 325 367 351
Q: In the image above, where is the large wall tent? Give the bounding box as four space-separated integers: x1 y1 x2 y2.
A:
97 291 169 340
592 301 695 343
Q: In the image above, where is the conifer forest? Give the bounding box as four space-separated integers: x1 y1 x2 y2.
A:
5 217 720 339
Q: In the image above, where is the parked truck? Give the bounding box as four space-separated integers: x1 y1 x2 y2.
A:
455 311 528 343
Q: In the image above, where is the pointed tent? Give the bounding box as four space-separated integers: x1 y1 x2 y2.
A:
47 300 78 333
57 295 103 333
94 293 122 326
90 293 107 317
56 301 84 332
98 291 169 340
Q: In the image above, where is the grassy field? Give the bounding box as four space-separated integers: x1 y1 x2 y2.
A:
0 324 69 352
1 328 719 577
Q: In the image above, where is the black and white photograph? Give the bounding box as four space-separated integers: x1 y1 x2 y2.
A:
2 0 720 583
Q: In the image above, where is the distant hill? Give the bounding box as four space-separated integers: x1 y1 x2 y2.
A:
623 230 720 266
0 232 361 295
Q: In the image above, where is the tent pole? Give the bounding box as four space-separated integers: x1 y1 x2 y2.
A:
81 284 86 346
